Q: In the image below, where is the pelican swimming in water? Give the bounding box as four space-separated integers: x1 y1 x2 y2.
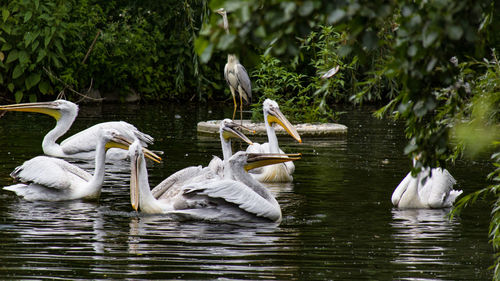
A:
3 128 162 202
147 119 255 198
391 165 463 209
246 99 302 182
207 118 254 177
128 139 301 222
0 99 155 160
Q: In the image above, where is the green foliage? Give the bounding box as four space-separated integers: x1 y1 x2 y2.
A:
0 0 73 102
0 0 213 102
250 54 328 123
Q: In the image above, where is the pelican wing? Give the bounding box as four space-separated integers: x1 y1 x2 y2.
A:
10 156 91 190
184 179 281 222
60 121 153 155
420 168 460 208
152 165 208 199
207 156 224 178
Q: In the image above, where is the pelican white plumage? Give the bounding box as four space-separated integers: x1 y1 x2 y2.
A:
3 129 161 202
148 119 254 198
128 140 301 222
0 100 155 160
207 118 254 177
246 99 302 182
391 166 462 209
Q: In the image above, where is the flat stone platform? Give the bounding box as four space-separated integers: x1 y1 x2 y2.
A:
197 120 348 137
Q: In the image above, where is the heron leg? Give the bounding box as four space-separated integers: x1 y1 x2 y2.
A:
239 93 243 125
230 87 237 120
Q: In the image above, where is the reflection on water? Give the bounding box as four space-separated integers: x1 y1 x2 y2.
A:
0 103 493 280
390 209 460 280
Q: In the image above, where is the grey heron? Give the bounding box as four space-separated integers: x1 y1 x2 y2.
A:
216 8 252 122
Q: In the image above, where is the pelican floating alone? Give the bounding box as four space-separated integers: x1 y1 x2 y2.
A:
246 99 302 182
0 100 155 160
128 140 301 222
391 167 463 209
3 129 161 202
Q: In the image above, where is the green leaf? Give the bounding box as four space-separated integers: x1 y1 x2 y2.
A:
6 49 18 63
38 80 50 94
1 42 12 51
1 23 11 34
7 83 14 92
36 49 46 63
25 72 41 90
2 9 9 22
14 91 23 103
12 64 24 79
24 11 32 23
29 94 37 103
0 51 3 62
0 72 3 84
422 30 438 48
447 25 463 40
18 50 29 64
200 43 213 64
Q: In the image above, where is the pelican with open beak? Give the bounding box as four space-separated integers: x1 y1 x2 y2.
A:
0 99 155 160
246 99 302 182
129 138 300 222
3 128 161 202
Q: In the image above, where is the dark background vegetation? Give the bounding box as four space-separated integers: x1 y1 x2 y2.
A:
1 0 500 278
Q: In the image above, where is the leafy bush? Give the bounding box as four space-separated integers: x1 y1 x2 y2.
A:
0 0 74 102
0 0 214 102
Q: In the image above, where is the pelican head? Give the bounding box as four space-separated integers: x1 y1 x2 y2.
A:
106 131 162 164
129 141 143 211
262 99 302 143
0 99 78 121
227 151 302 172
220 118 253 145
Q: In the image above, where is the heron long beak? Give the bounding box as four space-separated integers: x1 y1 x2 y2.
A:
222 121 254 145
130 150 140 211
244 153 302 172
0 101 61 120
267 107 302 143
106 135 162 163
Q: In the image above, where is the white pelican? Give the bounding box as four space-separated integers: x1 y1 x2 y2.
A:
0 100 154 160
391 166 463 209
149 119 255 198
128 140 301 222
207 118 254 177
246 99 302 182
3 129 161 202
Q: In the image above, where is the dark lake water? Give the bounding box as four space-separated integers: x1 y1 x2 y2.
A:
0 102 493 280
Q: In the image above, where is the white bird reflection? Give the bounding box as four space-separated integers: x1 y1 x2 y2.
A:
390 208 460 278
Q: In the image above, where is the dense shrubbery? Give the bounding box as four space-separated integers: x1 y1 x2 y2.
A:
0 0 214 102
